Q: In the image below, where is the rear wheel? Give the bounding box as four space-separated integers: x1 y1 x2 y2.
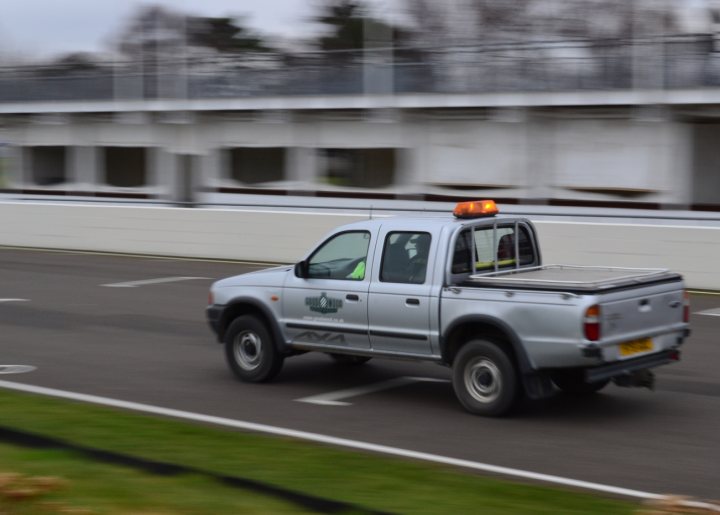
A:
328 353 372 365
224 315 284 382
551 370 609 394
452 340 519 416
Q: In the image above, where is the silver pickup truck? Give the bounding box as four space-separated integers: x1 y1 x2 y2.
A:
206 200 691 416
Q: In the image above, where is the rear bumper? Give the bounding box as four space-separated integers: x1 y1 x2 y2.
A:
585 349 680 383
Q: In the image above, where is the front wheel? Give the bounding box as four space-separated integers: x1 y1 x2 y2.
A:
452 340 519 417
224 315 284 382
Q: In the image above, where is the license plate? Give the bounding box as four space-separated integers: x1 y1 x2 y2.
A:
619 338 653 357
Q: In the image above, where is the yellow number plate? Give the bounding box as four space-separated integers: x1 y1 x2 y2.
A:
619 338 653 357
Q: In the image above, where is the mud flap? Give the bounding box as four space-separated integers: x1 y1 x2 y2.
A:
523 373 555 399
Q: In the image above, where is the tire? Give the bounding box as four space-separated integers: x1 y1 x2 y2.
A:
224 315 284 382
551 370 609 394
328 353 372 365
452 340 519 417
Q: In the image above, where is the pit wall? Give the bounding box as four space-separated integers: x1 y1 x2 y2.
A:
1 202 718 290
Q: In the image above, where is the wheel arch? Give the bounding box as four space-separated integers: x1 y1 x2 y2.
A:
441 315 533 375
217 298 287 353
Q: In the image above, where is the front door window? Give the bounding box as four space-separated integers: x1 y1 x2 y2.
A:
308 231 371 281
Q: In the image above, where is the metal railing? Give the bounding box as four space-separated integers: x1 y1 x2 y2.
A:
1 35 720 103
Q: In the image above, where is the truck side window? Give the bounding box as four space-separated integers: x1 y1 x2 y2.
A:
381 232 432 284
307 231 371 280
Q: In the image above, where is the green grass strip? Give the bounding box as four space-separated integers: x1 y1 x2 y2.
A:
0 389 635 514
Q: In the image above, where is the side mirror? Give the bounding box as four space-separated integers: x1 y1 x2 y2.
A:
294 261 308 278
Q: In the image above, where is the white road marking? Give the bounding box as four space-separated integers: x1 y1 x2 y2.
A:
101 276 211 288
694 308 720 317
0 299 29 303
3 379 717 506
296 376 450 406
0 365 36 375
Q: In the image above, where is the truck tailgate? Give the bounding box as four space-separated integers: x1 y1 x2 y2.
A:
602 287 685 340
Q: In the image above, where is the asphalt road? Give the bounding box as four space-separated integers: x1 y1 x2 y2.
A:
1 248 718 500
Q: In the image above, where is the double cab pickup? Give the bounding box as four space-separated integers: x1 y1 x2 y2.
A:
207 200 690 416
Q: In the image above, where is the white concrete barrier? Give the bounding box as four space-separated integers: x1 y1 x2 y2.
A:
0 202 368 264
1 202 719 290
534 220 720 291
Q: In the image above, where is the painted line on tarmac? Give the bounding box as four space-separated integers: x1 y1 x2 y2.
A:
0 299 29 303
297 376 450 406
695 308 720 317
0 379 688 502
0 245 281 266
101 276 212 288
0 366 36 375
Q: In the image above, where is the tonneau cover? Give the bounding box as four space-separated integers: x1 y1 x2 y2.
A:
468 265 682 292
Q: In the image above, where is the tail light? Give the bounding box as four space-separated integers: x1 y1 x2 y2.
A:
683 290 690 323
584 304 601 341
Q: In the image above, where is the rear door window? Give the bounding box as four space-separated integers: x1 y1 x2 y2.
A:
380 232 431 284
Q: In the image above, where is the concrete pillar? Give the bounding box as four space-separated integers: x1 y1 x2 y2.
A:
392 147 413 188
0 144 6 189
201 149 223 186
70 146 100 188
176 154 197 206
286 147 317 184
154 148 176 200
4 145 27 188
146 147 160 189
20 146 32 186
675 122 695 207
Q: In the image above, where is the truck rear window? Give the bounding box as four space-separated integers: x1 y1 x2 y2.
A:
452 224 535 274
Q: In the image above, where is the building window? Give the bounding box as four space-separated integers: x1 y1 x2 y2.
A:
103 147 147 187
319 148 396 188
228 147 286 185
30 146 67 186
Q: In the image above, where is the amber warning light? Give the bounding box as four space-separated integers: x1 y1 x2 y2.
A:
453 200 499 219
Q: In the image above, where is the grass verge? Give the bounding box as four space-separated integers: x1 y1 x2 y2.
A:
0 388 636 514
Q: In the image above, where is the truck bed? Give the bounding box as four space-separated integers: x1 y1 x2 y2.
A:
467 265 683 293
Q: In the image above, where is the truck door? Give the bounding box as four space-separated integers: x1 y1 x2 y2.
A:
283 230 371 350
368 230 433 356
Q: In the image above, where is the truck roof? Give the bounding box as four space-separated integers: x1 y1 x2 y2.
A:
339 213 529 232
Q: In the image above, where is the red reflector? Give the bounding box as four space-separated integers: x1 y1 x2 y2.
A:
670 350 681 361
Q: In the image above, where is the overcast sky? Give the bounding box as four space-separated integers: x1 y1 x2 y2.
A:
0 0 715 61
0 0 359 59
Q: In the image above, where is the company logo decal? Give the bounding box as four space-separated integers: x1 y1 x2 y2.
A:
305 292 343 314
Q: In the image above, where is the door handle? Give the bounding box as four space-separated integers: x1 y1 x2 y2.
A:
346 294 359 301
406 298 420 306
